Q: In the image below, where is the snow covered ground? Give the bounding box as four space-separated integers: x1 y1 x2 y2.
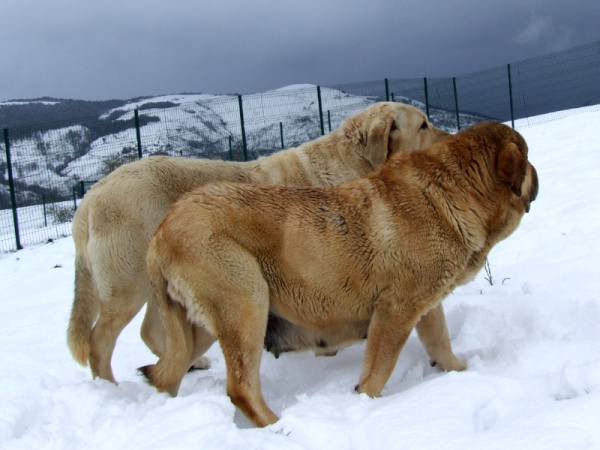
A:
1 107 600 449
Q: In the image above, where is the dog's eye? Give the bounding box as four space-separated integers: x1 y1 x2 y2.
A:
420 121 428 130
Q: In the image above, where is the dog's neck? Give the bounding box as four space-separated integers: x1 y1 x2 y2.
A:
299 131 375 187
381 147 501 253
425 142 525 256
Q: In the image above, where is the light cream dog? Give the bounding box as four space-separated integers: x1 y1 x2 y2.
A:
141 122 538 427
67 102 449 383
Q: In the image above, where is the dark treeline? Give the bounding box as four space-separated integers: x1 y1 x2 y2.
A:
0 97 154 129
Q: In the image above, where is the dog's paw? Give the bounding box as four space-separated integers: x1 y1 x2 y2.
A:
188 356 211 372
431 355 467 372
137 365 154 381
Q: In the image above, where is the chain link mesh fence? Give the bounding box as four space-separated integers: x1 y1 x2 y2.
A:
2 40 600 251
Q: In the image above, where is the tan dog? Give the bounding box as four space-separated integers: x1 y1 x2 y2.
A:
140 122 538 427
67 102 449 383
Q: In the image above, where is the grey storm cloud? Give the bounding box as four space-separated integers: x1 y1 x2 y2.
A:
2 0 600 101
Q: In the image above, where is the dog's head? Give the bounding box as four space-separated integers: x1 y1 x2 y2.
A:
459 122 539 215
344 102 449 170
379 121 538 252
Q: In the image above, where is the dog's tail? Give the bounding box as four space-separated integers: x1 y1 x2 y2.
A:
139 244 194 396
67 203 100 367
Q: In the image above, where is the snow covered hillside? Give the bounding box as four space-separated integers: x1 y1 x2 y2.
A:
1 107 600 449
2 85 485 206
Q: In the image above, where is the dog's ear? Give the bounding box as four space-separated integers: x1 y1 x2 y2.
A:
364 115 395 169
497 142 527 197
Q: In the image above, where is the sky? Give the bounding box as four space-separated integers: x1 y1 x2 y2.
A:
2 0 600 102
1 106 600 448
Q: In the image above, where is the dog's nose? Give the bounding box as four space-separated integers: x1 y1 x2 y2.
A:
530 165 539 203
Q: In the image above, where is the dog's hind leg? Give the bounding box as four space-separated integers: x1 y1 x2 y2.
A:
141 298 214 371
217 291 278 427
139 250 200 396
89 281 149 383
140 297 196 397
140 298 166 358
201 249 278 427
415 304 466 372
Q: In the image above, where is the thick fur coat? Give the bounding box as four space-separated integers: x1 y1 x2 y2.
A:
141 122 539 427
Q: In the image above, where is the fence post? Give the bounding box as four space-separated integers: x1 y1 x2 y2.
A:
237 95 248 161
72 186 78 211
134 109 143 159
385 78 390 101
228 136 233 161
327 110 331 132
508 64 515 129
3 128 22 250
317 86 325 136
391 93 395 102
279 122 284 149
42 194 48 227
423 77 430 119
452 77 461 131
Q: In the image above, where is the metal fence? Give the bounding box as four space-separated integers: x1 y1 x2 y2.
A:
2 40 600 252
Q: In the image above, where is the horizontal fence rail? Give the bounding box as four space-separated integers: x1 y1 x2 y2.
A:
1 40 600 251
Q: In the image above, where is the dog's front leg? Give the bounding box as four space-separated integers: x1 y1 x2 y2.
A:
415 303 466 372
356 300 417 397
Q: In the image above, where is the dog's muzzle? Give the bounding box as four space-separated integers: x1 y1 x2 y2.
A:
524 164 539 213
